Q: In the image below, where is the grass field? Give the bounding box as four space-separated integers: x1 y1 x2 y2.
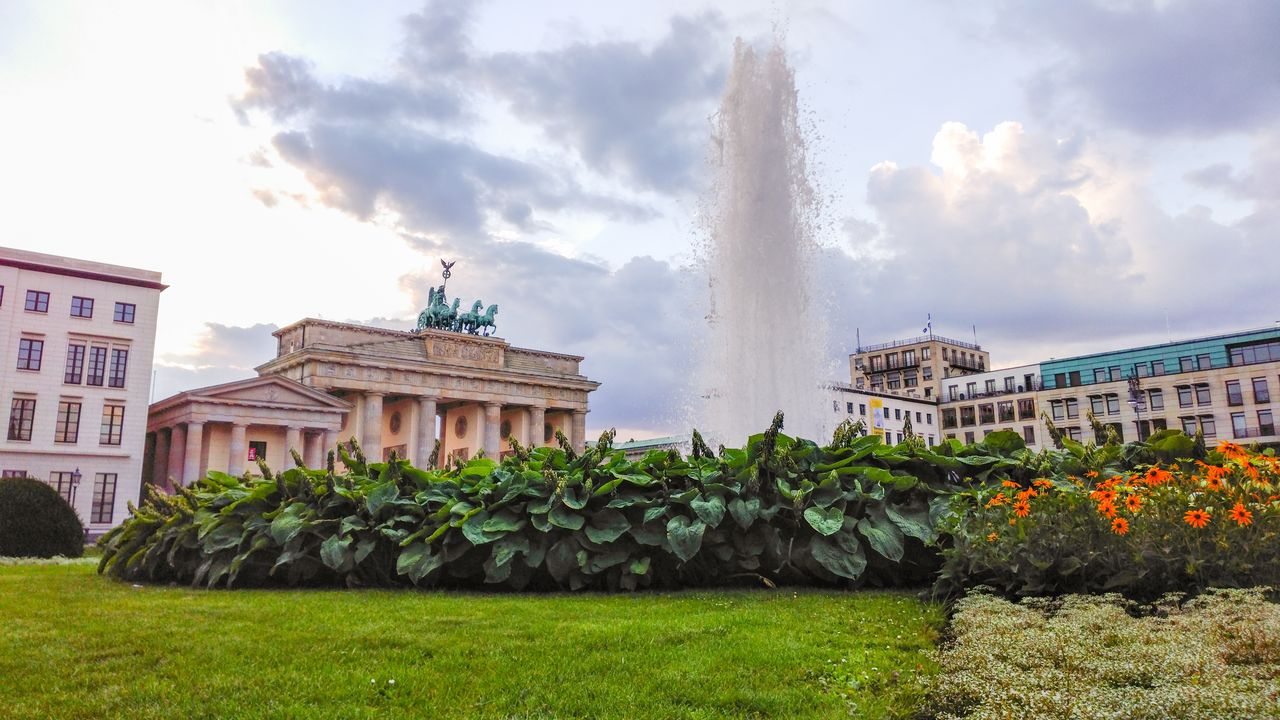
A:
0 563 942 719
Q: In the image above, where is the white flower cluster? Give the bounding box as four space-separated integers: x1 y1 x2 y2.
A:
0 555 98 566
925 587 1280 720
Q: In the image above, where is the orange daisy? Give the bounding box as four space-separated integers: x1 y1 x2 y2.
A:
1205 474 1225 492
986 493 1009 508
1229 502 1253 527
1002 480 1020 489
1085 470 1099 479
1033 479 1054 489
1216 441 1247 461
1013 500 1030 518
1184 509 1210 529
1111 517 1129 535
986 532 998 542
1097 499 1118 518
1124 495 1143 513
1016 488 1038 501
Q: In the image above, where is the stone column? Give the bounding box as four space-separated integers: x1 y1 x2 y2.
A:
520 407 533 447
321 431 337 465
304 431 323 468
362 392 384 460
228 422 247 475
483 402 502 458
167 424 186 488
153 428 171 489
571 411 588 453
182 421 205 486
528 405 546 448
415 396 438 468
285 426 302 462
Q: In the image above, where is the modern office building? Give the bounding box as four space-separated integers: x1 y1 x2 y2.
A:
0 247 164 536
849 333 990 400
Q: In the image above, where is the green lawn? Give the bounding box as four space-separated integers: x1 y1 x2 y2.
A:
0 563 941 719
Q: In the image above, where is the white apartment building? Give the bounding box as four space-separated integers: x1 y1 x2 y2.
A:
0 247 164 537
938 363 1049 449
828 382 941 448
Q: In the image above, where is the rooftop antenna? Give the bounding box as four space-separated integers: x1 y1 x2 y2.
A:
972 324 978 347
1165 312 1172 343
856 327 861 353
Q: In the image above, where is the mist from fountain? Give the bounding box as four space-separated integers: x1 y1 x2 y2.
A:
695 37 831 445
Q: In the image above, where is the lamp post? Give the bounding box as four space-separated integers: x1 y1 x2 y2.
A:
1127 376 1146 441
70 467 82 505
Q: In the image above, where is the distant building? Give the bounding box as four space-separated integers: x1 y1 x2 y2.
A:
827 382 940 447
0 246 164 536
938 364 1046 448
849 333 990 400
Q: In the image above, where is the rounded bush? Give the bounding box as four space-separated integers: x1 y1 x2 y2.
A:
0 478 85 558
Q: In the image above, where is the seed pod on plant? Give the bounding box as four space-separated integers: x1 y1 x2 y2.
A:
291 448 306 469
256 458 274 482
326 450 336 473
555 429 576 460
427 440 440 468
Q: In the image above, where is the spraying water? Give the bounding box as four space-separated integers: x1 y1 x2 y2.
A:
695 37 830 445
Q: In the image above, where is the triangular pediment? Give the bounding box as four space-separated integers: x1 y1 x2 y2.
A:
182 376 350 410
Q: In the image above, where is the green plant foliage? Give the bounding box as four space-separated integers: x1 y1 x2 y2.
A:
0 477 85 558
100 414 998 591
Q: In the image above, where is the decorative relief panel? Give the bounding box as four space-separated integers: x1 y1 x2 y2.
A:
426 336 502 368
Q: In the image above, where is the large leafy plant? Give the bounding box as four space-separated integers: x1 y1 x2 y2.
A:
98 415 1024 591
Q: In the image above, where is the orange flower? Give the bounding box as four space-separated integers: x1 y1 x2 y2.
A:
1144 467 1173 487
1016 488 1038 501
1205 474 1224 492
1111 517 1129 535
1184 509 1210 529
1009 518 1017 526
1124 495 1143 513
1097 499 1118 518
1002 480 1020 489
1013 500 1030 518
986 493 1009 508
1216 440 1247 460
1033 479 1053 489
1229 503 1253 527
1085 470 1099 479
986 532 998 542
1244 464 1260 482
1090 488 1117 503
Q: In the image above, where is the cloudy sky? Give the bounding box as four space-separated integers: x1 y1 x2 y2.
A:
3 1 1278 439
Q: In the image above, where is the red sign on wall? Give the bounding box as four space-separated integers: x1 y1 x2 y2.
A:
247 447 257 461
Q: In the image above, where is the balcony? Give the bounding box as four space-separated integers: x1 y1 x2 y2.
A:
858 334 981 353
1234 426 1277 439
948 357 986 372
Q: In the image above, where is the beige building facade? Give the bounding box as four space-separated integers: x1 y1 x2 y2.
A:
0 246 164 535
850 334 990 400
147 318 600 484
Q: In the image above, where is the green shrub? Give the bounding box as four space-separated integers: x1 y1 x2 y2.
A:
936 438 1280 599
100 416 1029 590
923 588 1280 719
0 477 85 558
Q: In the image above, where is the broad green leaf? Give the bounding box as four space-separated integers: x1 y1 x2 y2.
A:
202 523 243 552
462 512 503 545
690 494 726 528
561 485 588 510
320 535 352 572
665 516 706 562
548 503 585 531
856 506 905 562
630 556 651 575
629 522 665 547
811 472 841 508
885 500 935 544
365 481 399 515
727 497 760 530
584 508 631 544
642 506 667 523
803 506 844 536
481 510 526 533
269 503 308 545
546 539 578 583
809 536 866 580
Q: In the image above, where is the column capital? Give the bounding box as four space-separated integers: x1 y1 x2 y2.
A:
364 390 387 397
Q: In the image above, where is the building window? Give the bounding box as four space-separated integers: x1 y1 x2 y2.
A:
1 470 27 478
942 409 957 428
927 435 934 447
895 433 903 444
1200 415 1216 437
979 404 995 424
1022 425 1035 444
964 431 975 444
922 347 931 360
1229 341 1280 366
966 382 977 397
1090 395 1106 416
1094 368 1107 383
1152 361 1165 376
24 290 50 313
1259 409 1275 436
1064 426 1082 442
985 379 997 394
1108 422 1124 443
1065 398 1079 419
1232 412 1248 439
903 350 916 366
1226 380 1243 406
1106 394 1120 415
70 296 94 318
248 440 268 462
870 355 883 371
17 338 43 371
1068 371 1081 386
86 347 107 386
1179 357 1194 373
92 473 118 524
1252 377 1270 403
1180 417 1197 435
904 373 918 388
859 404 866 416
64 344 85 384
915 411 922 423
1004 376 1015 392
48 471 76 503
100 405 125 446
1050 400 1064 421
0 285 4 306
887 376 901 390
997 401 1014 423
846 402 854 414
113 302 136 324
960 407 976 426
54 401 81 443
948 385 958 401
1197 354 1212 370
894 408 901 420
1017 398 1035 420
1195 384 1211 406
886 353 899 369
8 398 37 441
109 348 129 388
1177 386 1193 408
1109 366 1122 380
922 366 933 380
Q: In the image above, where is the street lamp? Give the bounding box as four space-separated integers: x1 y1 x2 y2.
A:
1127 376 1146 441
70 467 82 504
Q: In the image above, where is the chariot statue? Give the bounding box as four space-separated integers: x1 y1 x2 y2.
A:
413 260 499 337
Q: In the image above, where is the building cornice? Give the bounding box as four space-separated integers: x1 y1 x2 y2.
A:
0 249 166 291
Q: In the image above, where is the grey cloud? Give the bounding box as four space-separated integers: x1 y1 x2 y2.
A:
399 0 474 75
479 13 727 192
154 323 281 402
1001 1 1280 135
